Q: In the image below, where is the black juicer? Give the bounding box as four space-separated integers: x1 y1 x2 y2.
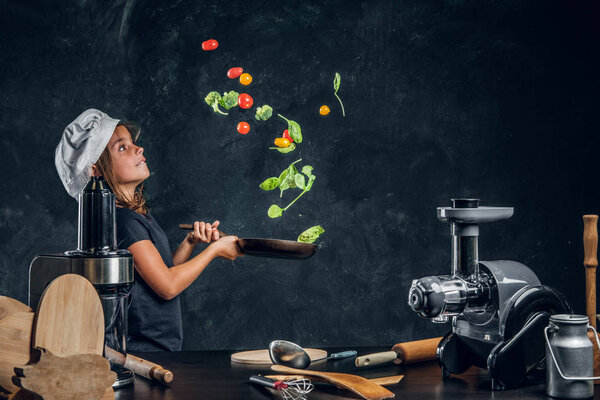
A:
29 176 134 387
408 199 571 390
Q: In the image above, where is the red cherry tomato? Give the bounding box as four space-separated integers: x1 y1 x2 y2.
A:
201 39 219 51
282 129 293 143
237 121 250 135
238 93 253 109
227 67 243 79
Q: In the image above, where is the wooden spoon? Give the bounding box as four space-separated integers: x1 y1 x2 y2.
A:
271 365 395 400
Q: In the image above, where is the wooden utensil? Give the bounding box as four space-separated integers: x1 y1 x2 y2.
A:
12 347 115 400
32 274 104 356
104 346 173 384
179 224 317 259
583 215 600 383
231 348 327 365
0 312 34 394
271 365 395 400
266 374 404 386
355 337 442 368
0 297 31 320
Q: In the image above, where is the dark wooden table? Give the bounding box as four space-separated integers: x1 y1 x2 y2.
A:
113 347 599 399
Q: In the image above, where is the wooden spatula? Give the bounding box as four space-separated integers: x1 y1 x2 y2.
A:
271 365 395 400
32 274 104 356
266 374 404 386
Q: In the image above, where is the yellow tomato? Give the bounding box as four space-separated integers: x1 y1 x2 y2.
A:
239 73 253 86
274 137 291 148
319 105 330 115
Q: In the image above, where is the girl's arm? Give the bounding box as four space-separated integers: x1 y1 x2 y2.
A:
128 236 242 300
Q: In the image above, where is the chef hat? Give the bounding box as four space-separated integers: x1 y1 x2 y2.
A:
55 109 119 199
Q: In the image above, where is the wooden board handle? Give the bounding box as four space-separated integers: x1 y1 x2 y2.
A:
355 351 397 367
584 215 598 329
391 337 442 364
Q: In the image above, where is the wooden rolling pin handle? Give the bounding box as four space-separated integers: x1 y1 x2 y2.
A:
584 215 598 330
355 351 397 367
104 346 173 384
391 337 442 365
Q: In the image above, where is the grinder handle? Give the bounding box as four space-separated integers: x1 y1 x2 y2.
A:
583 215 598 329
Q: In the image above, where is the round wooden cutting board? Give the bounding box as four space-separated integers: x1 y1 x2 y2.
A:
32 274 104 356
231 348 327 364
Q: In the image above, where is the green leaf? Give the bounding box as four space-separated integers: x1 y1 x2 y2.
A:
259 177 279 191
287 121 302 143
268 205 283 218
302 165 314 178
333 73 341 93
297 225 325 243
294 174 306 190
269 142 296 153
220 90 239 109
277 114 303 143
255 105 273 121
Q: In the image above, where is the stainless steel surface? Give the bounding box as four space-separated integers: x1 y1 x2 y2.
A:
545 314 598 398
29 254 133 308
437 206 514 224
269 340 311 369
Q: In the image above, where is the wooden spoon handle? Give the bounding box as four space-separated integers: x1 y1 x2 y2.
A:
583 215 598 329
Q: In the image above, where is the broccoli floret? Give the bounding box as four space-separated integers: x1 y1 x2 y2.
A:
205 91 228 115
255 105 273 121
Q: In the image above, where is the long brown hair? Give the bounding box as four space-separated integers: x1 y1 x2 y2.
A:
95 122 149 214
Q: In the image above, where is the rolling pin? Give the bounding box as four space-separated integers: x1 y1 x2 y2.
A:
583 215 600 384
355 337 442 368
104 346 173 384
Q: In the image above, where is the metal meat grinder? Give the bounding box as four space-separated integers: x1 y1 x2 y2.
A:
408 198 571 390
29 176 134 387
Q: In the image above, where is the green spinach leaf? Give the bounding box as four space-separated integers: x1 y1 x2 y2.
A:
259 177 279 191
298 225 325 243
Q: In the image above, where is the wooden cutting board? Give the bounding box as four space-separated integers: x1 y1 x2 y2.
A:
12 348 115 400
0 296 31 320
231 348 327 364
32 274 104 356
0 312 35 394
271 365 395 400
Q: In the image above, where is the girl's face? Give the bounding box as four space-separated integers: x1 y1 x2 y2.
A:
106 125 149 187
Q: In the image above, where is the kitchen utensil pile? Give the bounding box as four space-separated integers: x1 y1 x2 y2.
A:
0 274 115 400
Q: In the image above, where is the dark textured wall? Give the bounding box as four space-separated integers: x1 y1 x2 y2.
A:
0 0 599 350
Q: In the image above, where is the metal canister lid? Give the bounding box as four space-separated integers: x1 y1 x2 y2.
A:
549 314 588 325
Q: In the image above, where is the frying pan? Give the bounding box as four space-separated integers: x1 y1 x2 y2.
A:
178 224 317 260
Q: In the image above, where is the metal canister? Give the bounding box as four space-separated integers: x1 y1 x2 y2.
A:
545 314 598 398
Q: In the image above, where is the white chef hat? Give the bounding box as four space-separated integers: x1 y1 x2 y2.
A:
55 109 119 199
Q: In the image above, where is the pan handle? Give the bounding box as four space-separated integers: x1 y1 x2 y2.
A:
179 224 228 237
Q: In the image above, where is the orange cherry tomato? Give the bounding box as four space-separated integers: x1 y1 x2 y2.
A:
201 39 219 51
282 129 293 143
239 73 253 86
274 137 291 148
319 105 330 115
227 67 243 79
238 93 253 109
237 121 250 135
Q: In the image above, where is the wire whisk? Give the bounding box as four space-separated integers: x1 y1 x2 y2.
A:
250 375 314 400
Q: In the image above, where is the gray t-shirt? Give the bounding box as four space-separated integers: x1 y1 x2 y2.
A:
116 208 183 352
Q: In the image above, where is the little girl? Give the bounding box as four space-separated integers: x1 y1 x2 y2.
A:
55 109 243 352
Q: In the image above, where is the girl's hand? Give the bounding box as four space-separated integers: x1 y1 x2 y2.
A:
187 220 220 245
209 236 244 260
